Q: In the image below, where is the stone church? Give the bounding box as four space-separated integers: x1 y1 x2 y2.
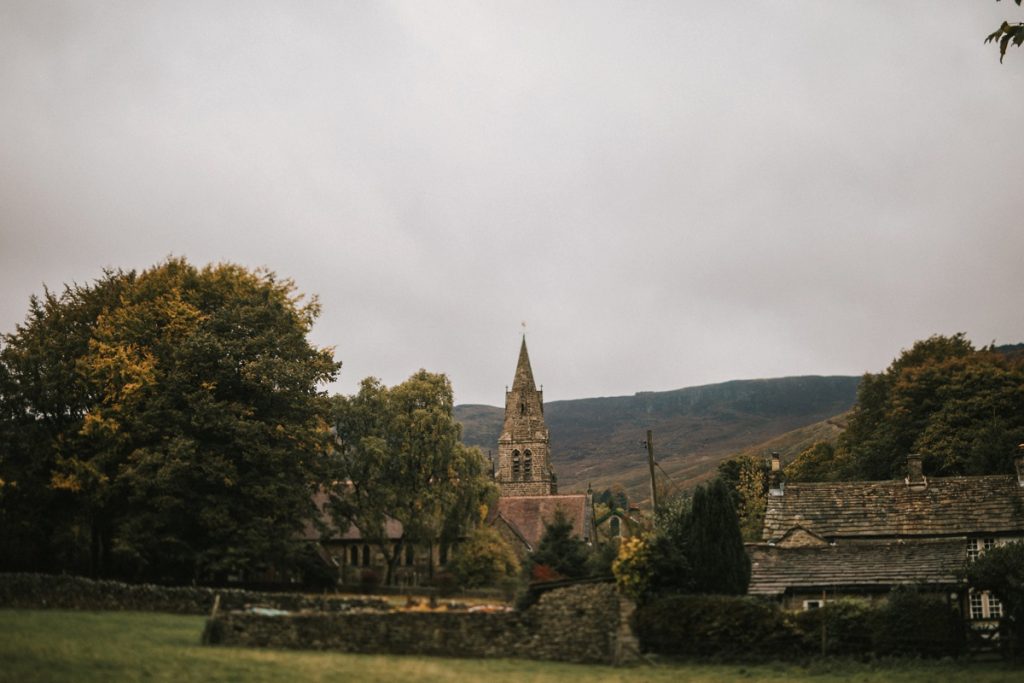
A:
489 338 593 555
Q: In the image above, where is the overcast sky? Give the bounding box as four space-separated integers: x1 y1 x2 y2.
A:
2 2 1022 406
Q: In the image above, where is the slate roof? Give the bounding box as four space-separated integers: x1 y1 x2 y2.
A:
493 494 590 551
300 490 404 542
747 539 967 596
763 475 1024 543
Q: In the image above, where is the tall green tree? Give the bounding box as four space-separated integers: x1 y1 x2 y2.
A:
839 334 1024 480
0 259 339 581
686 479 750 595
329 371 495 585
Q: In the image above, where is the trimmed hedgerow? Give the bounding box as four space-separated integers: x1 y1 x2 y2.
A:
638 590 966 661
634 594 800 660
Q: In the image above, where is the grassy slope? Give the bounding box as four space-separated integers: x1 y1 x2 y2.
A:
1 609 1018 683
457 376 859 503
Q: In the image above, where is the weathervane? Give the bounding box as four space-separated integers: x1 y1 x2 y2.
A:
521 320 527 337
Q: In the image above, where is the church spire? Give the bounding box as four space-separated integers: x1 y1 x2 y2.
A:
496 336 554 496
512 336 537 395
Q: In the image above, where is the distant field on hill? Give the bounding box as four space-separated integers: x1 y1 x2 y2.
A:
456 376 859 503
0 609 1016 683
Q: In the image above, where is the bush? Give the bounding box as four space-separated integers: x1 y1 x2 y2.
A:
634 594 799 660
793 599 874 657
871 587 963 658
446 527 520 589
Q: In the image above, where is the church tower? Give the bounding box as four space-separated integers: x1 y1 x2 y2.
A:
496 337 557 496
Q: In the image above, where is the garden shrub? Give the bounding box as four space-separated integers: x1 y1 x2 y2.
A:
634 594 800 660
871 587 963 658
793 599 874 657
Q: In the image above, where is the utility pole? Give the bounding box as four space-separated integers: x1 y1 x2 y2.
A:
646 429 659 521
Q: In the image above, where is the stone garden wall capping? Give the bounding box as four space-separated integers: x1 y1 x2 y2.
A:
0 572 387 614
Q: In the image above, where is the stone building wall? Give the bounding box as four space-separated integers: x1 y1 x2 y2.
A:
204 582 637 665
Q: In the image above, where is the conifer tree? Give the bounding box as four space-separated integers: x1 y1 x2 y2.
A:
686 478 750 594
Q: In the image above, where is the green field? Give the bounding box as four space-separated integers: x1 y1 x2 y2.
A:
0 609 1019 683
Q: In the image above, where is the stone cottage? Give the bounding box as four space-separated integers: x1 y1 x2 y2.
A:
748 452 1024 622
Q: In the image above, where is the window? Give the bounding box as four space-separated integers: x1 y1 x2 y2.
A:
362 544 370 567
439 543 448 566
970 590 1004 620
970 592 985 619
524 449 532 479
512 450 520 478
969 538 998 561
349 546 358 566
405 544 415 567
802 600 824 611
988 595 1003 619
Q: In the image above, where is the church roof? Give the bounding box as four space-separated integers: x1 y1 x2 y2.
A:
492 494 590 551
762 474 1024 542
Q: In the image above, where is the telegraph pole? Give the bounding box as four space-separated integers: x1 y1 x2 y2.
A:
646 429 659 520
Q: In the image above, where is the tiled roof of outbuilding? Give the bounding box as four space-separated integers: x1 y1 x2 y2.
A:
747 539 966 596
763 475 1024 542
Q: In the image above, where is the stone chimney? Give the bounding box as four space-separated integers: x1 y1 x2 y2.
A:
769 452 784 497
906 453 927 490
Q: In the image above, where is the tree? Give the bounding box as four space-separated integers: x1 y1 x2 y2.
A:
838 334 1024 480
0 259 340 581
329 371 495 585
784 442 848 482
987 0 1024 62
530 509 590 580
965 541 1024 657
446 526 520 589
686 479 750 595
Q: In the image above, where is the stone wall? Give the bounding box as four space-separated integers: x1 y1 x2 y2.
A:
205 582 637 665
0 573 387 615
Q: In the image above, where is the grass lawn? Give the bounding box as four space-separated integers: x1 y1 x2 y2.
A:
0 609 1019 683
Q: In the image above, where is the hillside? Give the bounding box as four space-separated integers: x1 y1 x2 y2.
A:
456 375 859 505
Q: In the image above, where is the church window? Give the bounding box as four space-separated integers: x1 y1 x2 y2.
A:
362 544 370 567
349 546 358 566
512 450 521 478
520 402 526 415
524 450 532 478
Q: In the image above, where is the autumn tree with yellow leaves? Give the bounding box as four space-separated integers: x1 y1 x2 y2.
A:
0 258 339 582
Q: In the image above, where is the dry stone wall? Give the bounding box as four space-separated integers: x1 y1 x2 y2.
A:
205 582 637 665
0 573 386 614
